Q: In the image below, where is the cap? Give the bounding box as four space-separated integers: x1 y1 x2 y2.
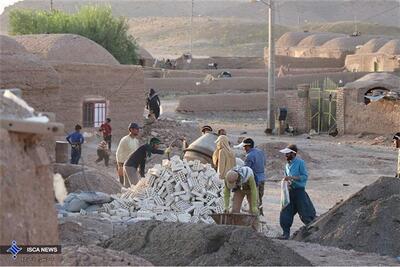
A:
279 144 298 154
129 122 141 129
149 137 161 145
234 138 254 148
393 132 400 140
225 170 239 190
201 125 213 133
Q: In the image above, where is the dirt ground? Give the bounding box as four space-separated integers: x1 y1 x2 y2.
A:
74 98 399 265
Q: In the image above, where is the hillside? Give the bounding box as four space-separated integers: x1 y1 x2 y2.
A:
303 21 400 37
128 17 291 57
1 0 399 57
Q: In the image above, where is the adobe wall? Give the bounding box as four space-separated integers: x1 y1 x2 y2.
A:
265 50 346 68
345 53 400 72
51 63 145 141
0 55 61 113
175 56 265 69
337 88 400 135
144 67 344 79
146 72 368 96
176 90 309 133
0 129 60 266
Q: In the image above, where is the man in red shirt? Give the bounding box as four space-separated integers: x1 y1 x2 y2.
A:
99 118 112 150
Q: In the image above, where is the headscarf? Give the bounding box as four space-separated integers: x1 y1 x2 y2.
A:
212 135 236 179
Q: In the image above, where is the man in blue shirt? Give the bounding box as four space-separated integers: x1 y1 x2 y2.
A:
66 124 84 164
242 138 266 216
278 144 316 239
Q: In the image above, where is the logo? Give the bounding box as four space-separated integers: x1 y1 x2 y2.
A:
7 240 22 259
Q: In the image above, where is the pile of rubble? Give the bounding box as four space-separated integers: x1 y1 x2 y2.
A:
73 156 224 224
293 176 400 257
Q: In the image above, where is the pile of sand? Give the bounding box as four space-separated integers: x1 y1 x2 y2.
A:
65 169 122 195
292 176 400 257
62 245 152 266
103 220 311 266
143 117 199 146
143 118 199 167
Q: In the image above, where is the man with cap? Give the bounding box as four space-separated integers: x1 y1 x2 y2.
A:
238 138 266 216
201 125 213 135
224 166 259 215
278 144 316 239
393 132 400 178
123 138 171 186
116 123 141 185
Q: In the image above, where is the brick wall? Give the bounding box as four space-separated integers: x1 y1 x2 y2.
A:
337 88 400 135
51 63 145 141
176 90 309 133
345 53 400 72
146 72 368 96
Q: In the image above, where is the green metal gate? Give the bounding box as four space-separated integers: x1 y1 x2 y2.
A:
309 78 338 133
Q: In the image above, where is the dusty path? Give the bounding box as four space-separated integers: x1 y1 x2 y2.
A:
161 99 398 235
77 98 397 240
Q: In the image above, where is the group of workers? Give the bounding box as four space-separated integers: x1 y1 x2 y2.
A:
65 92 399 240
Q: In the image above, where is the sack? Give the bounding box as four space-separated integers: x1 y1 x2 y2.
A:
280 179 290 210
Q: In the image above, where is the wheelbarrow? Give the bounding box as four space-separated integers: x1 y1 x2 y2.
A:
210 213 259 231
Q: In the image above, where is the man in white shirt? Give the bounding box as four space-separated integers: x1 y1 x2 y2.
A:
116 123 141 184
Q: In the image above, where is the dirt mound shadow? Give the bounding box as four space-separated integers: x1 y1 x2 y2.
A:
292 176 400 257
102 220 311 266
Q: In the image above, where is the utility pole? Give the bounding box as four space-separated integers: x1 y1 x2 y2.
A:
190 0 194 56
267 0 275 131
50 0 53 11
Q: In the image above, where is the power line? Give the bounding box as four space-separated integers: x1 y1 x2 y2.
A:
358 4 400 23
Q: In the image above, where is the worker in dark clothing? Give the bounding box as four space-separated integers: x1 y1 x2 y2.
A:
66 124 84 164
123 138 171 187
99 118 112 150
146 88 161 119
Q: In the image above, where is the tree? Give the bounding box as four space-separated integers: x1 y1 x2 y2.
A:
9 6 138 64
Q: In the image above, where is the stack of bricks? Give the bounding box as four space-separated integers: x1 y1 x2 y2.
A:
96 156 224 224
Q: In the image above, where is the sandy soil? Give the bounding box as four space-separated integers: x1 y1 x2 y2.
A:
75 98 399 265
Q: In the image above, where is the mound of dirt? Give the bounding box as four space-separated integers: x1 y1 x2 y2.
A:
62 245 152 266
59 218 113 246
65 170 122 194
257 142 315 180
143 118 200 168
292 176 400 257
53 163 92 178
103 220 311 266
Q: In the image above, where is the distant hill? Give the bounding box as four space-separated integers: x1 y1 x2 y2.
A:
1 0 399 57
303 21 400 37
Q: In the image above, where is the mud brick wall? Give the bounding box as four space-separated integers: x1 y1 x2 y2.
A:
176 90 309 133
0 129 60 266
146 72 368 96
265 54 346 68
345 53 400 72
51 63 145 141
337 88 400 135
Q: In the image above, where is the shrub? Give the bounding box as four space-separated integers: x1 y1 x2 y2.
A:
9 5 138 64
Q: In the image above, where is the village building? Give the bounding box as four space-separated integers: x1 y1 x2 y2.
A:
337 72 400 135
345 39 400 72
1 34 146 140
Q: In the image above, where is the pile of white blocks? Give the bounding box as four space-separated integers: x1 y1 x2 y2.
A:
97 156 224 224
